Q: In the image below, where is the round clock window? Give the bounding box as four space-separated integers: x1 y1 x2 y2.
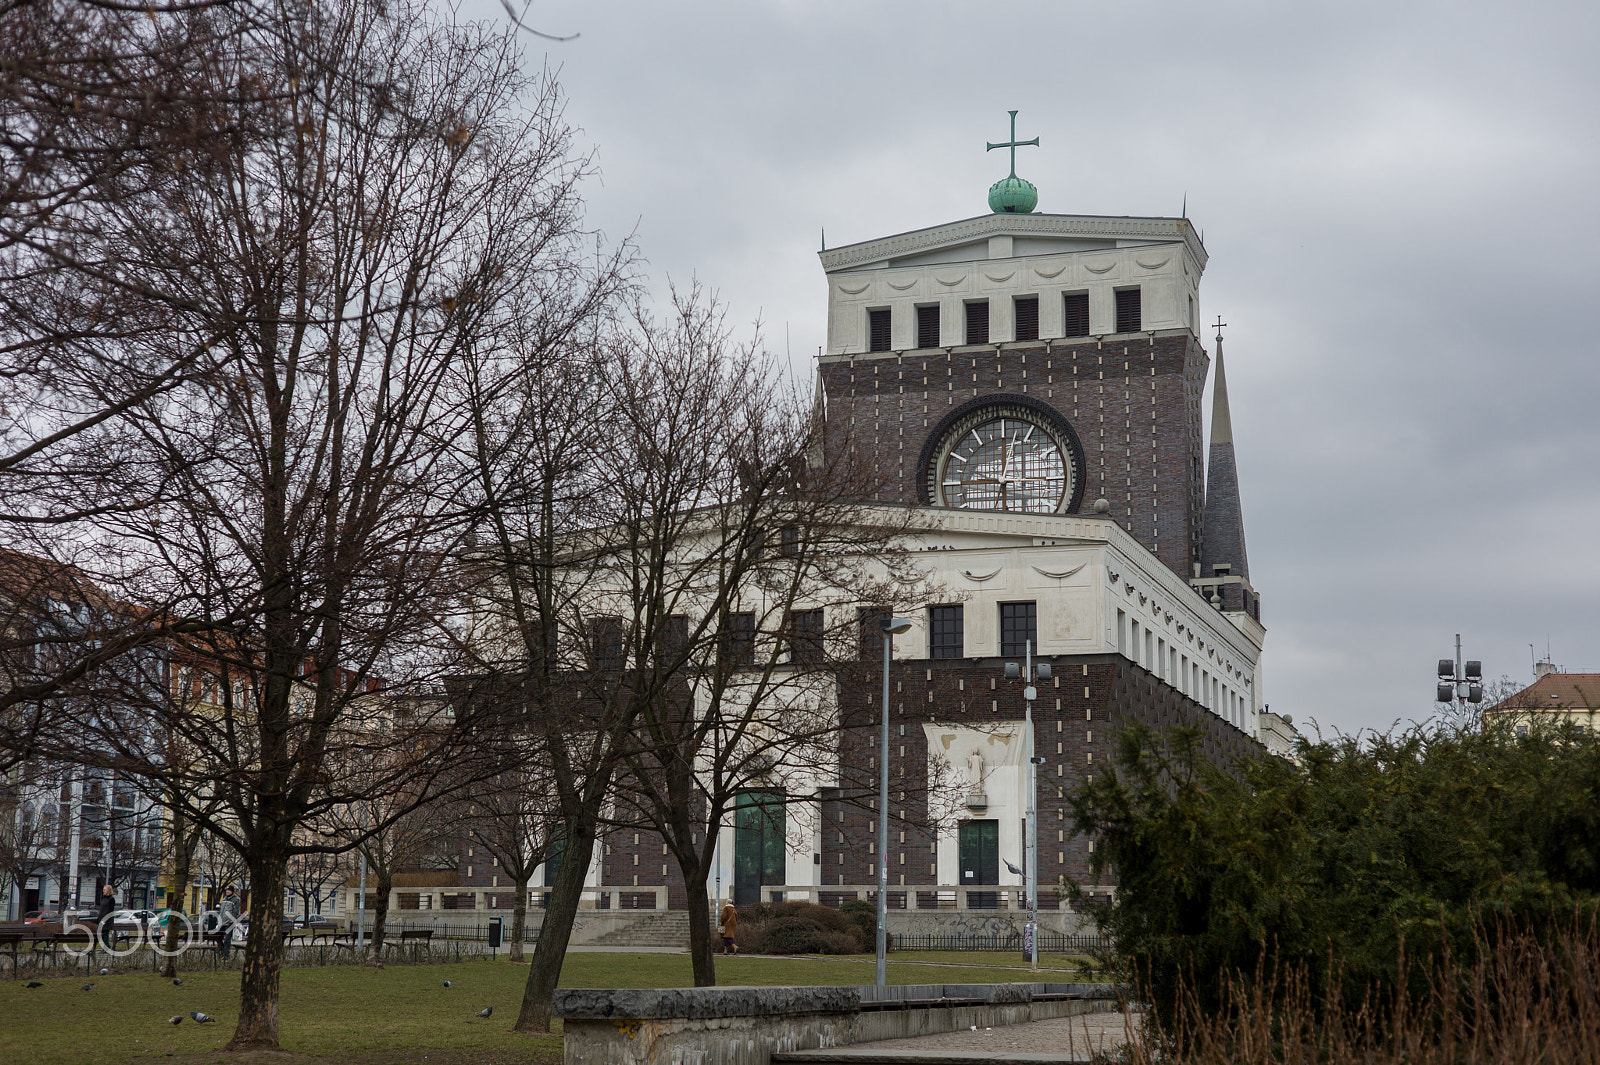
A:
920 398 1085 515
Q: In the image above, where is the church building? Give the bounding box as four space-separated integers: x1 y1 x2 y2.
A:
586 116 1275 923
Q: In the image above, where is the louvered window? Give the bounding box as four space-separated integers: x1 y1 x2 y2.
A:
1014 296 1039 342
917 305 941 348
1062 292 1090 337
965 301 990 345
1115 287 1142 333
868 308 891 352
929 605 964 659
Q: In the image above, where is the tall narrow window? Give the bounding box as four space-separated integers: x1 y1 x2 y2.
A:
965 300 990 345
858 608 888 662
1116 610 1127 656
591 616 624 671
1115 287 1142 333
917 305 941 348
723 612 756 668
867 308 891 353
787 608 824 665
1062 292 1090 337
1013 296 1039 342
929 605 964 659
999 601 1037 657
779 524 802 557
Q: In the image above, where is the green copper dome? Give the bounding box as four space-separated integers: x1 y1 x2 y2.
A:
988 175 1038 214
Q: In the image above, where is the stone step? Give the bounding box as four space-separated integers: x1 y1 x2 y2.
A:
588 910 697 948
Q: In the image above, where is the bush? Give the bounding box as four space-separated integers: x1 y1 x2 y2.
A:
732 900 878 954
1070 719 1600 1031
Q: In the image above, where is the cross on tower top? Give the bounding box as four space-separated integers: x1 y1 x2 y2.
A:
986 110 1039 179
1213 316 1227 343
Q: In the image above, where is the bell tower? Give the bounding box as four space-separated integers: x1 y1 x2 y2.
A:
815 113 1212 580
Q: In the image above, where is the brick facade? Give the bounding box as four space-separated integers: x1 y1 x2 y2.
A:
819 331 1209 582
822 653 1262 899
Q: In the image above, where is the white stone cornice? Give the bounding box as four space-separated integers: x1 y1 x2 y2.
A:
820 213 1208 273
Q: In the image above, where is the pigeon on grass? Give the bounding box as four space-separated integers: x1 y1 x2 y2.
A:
191 1011 216 1023
81 982 94 991
99 967 109 975
476 1006 493 1018
169 1016 183 1026
25 981 44 988
172 978 183 986
443 980 452 987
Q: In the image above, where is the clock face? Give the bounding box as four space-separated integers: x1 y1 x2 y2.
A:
937 416 1072 513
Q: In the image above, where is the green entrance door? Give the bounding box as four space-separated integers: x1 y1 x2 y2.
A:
733 789 785 907
958 819 999 909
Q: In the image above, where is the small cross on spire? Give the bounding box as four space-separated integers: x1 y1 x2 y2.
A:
986 110 1040 179
1212 315 1227 343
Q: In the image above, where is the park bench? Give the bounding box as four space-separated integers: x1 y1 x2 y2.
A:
384 929 434 954
0 927 50 974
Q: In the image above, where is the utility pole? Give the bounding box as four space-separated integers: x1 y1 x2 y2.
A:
1005 643 1049 969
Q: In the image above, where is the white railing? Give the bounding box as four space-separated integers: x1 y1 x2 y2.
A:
757 884 1051 911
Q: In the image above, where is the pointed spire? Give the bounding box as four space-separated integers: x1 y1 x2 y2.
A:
1200 324 1249 585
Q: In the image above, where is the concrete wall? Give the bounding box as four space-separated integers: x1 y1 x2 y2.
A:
557 984 1117 1065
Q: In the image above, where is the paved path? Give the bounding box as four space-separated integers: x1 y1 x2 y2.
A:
781 1012 1139 1064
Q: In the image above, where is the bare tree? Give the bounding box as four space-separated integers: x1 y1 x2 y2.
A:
6 0 619 1049
598 292 932 986
462 743 560 963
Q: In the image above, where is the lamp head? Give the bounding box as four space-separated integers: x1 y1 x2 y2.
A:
880 617 914 635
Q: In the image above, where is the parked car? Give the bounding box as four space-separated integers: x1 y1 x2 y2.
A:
22 909 59 924
230 915 295 945
107 908 157 929
293 914 336 929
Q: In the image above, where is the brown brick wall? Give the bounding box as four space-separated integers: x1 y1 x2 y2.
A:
823 654 1263 895
819 332 1209 581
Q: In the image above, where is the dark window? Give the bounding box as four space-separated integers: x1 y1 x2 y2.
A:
929 605 964 659
591 616 624 671
999 601 1037 657
779 524 802 557
917 305 941 348
964 301 990 345
1062 292 1090 337
868 308 891 353
1115 287 1142 333
1013 296 1039 342
723 612 756 668
660 614 689 659
858 608 888 661
787 608 824 665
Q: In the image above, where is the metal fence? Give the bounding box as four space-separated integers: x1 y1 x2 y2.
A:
891 932 1107 953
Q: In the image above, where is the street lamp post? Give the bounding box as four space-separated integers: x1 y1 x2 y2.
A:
877 615 915 988
1436 634 1483 710
1005 642 1050 969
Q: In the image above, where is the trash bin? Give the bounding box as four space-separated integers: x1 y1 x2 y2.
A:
487 917 503 950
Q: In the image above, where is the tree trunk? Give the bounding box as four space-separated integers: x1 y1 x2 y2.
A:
514 804 600 1032
684 859 717 987
510 881 527 963
225 849 288 1051
368 868 393 965
159 817 196 978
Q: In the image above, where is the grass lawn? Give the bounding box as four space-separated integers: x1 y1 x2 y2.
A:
0 951 1098 1065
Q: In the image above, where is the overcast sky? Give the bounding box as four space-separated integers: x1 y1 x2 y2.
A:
459 0 1600 739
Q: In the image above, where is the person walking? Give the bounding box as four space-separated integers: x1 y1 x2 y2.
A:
217 885 240 959
95 885 116 950
718 900 739 955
